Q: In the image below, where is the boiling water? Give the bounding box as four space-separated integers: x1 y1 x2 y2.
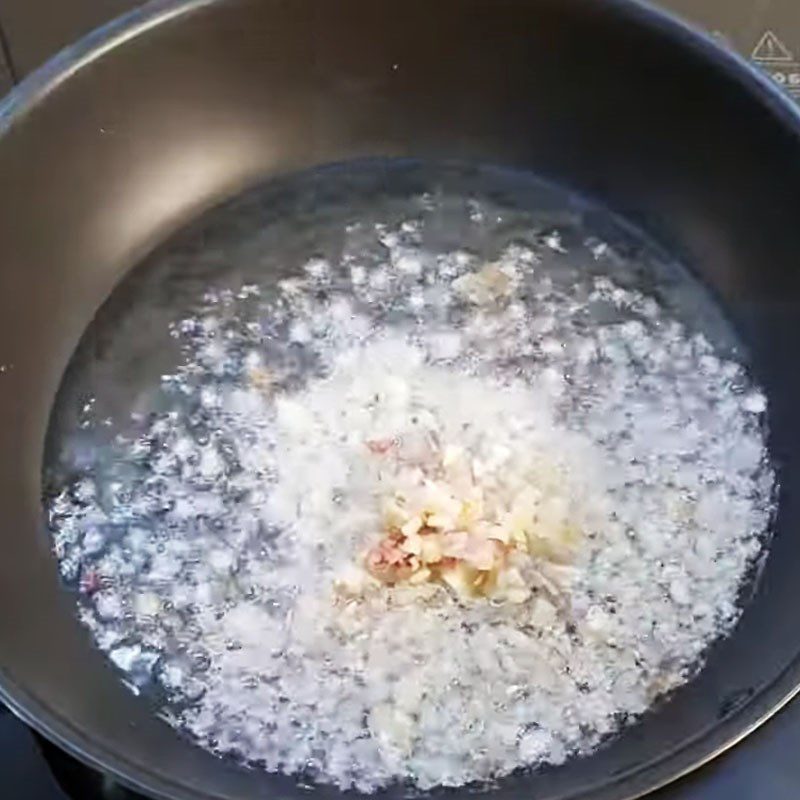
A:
43 160 774 791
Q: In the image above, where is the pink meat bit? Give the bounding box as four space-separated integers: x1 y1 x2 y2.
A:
365 539 413 583
79 569 103 595
365 438 396 455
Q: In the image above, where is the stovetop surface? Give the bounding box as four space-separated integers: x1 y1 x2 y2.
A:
1 0 799 798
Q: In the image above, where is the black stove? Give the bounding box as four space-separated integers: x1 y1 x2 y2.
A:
1 0 800 797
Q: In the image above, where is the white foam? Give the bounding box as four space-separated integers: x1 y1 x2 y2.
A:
49 215 774 793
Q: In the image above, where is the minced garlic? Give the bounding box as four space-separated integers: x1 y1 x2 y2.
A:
359 436 582 602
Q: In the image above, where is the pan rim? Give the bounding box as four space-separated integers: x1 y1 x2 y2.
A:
2 0 800 799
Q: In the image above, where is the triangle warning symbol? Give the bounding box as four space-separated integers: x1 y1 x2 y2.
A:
752 30 794 62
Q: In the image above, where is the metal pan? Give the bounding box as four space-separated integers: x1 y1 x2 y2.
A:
1 0 800 798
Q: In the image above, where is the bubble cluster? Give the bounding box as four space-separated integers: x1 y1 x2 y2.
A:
47 187 774 792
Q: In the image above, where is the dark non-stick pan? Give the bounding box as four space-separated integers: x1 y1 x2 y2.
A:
2 0 800 798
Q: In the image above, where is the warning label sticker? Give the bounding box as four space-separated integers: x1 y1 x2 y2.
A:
751 30 800 98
